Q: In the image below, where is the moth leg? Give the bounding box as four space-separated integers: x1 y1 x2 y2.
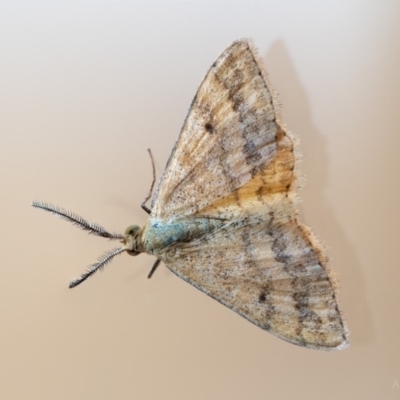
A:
141 148 156 215
147 258 161 279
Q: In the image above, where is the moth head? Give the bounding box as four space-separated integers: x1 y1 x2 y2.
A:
31 201 143 288
123 224 141 256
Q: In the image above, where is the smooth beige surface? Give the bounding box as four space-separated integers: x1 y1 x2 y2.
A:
1 1 399 399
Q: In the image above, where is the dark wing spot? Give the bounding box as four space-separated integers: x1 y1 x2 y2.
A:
205 123 214 134
259 292 266 302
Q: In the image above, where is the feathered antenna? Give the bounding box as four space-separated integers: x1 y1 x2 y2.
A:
69 247 126 288
31 201 124 240
31 201 129 287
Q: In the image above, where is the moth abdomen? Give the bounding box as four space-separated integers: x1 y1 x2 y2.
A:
143 217 224 254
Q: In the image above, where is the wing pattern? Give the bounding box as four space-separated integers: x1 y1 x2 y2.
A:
151 40 279 219
159 215 347 349
146 39 348 350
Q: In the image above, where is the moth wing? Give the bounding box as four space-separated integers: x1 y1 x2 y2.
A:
148 39 348 349
160 216 348 350
157 128 347 349
151 39 280 219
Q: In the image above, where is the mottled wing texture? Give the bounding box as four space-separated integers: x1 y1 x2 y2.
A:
151 39 279 219
160 217 347 350
157 123 348 350
151 39 348 350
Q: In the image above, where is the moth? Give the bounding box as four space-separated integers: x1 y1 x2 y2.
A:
33 39 348 350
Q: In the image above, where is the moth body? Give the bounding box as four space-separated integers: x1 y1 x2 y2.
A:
32 39 348 350
139 217 224 255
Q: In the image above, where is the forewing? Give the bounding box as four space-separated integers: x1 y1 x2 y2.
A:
147 39 347 350
195 123 296 220
159 217 348 350
151 39 279 219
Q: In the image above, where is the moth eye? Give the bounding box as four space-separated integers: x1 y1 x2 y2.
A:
124 224 140 236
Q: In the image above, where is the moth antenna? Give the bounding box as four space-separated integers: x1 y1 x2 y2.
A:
69 247 126 288
31 201 124 240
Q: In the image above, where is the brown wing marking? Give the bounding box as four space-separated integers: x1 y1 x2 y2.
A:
196 125 295 220
160 218 348 350
151 39 279 219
